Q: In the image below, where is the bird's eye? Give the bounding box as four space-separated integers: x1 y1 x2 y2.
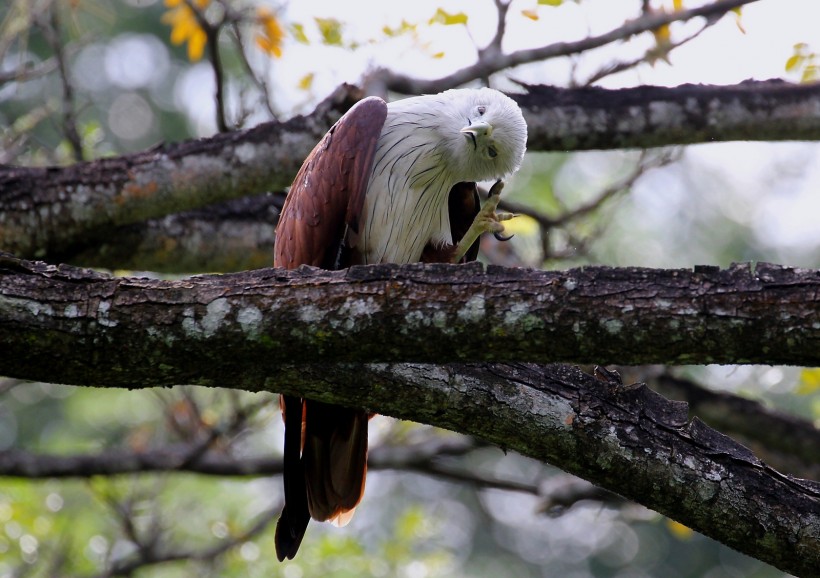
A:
488 145 497 158
477 105 486 116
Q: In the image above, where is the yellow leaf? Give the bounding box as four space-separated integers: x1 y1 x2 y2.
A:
161 3 209 62
785 54 802 72
431 51 445 59
298 72 314 91
521 9 539 21
653 23 671 44
666 519 694 540
538 0 562 5
672 0 684 10
796 368 820 395
187 28 207 61
256 7 285 58
429 8 468 26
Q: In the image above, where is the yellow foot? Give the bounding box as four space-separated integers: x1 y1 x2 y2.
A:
452 180 515 262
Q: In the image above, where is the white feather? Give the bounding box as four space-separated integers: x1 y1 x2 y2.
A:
358 88 527 264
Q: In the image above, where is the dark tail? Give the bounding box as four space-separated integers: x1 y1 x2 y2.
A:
275 395 310 561
275 398 369 561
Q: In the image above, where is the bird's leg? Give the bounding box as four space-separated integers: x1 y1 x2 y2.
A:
452 180 516 263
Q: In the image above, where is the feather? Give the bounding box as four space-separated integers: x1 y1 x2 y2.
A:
273 88 527 560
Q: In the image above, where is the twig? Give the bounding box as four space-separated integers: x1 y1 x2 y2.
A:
41 4 83 161
377 0 761 94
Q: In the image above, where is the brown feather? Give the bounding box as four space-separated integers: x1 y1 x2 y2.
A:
274 97 386 561
274 97 387 269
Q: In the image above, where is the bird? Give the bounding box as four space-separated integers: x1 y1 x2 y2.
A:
273 87 527 561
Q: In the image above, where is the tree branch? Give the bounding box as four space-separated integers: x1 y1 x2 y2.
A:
0 84 363 261
651 372 820 480
1 257 818 385
373 0 760 94
3 80 820 264
1 255 819 573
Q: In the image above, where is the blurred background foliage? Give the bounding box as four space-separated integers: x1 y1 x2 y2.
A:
1 0 818 576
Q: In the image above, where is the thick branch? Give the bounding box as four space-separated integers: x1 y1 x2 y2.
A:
1 257 818 386
3 81 820 263
518 80 820 150
0 84 362 260
68 194 283 273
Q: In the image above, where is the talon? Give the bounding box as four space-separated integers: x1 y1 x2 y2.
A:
494 231 514 242
488 180 505 198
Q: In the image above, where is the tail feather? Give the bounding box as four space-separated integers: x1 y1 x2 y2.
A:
275 397 370 560
274 396 310 561
303 400 369 522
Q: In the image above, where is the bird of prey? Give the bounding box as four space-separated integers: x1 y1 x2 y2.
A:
273 87 527 560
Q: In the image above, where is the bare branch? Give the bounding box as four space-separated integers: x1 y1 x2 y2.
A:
374 0 760 94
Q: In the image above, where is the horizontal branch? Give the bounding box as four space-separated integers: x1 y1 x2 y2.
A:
517 80 820 150
1 256 818 386
3 81 820 262
0 85 361 260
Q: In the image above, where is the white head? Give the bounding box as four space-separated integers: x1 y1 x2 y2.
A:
436 87 528 182
385 87 528 184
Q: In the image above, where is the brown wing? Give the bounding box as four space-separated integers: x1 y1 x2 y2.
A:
274 97 386 562
274 96 388 269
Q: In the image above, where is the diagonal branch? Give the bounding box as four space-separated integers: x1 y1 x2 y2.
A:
375 0 760 94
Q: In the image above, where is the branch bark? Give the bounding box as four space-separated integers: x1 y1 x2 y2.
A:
266 362 820 578
3 81 820 264
1 257 818 385
0 84 362 261
2 255 820 574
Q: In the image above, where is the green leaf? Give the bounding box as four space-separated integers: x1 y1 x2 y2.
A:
428 7 468 26
290 22 309 44
314 17 343 46
538 0 563 6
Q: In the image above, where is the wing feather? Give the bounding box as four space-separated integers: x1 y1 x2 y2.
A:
274 96 388 269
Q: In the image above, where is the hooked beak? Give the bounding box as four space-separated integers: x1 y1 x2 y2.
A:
461 120 493 150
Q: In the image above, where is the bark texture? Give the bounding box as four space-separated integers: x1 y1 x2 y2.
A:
0 85 361 260
268 362 820 578
1 255 820 575
3 81 820 265
1 257 818 385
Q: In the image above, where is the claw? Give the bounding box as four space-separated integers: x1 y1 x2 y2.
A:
494 231 514 242
487 180 505 198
